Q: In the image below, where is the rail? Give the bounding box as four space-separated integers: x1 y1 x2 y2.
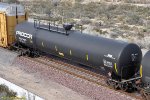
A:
23 55 143 100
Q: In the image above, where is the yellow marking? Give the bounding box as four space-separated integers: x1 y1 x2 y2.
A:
42 42 44 47
30 39 33 43
59 52 64 56
86 54 88 61
55 45 58 51
140 65 142 77
114 63 118 73
70 50 72 55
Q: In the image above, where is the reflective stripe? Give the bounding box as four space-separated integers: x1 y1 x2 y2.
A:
59 52 64 56
86 54 88 61
140 65 142 77
70 50 72 55
30 39 33 43
114 63 118 73
42 42 44 47
55 45 58 51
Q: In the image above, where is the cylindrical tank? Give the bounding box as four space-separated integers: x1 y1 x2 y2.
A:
15 21 142 80
142 50 150 85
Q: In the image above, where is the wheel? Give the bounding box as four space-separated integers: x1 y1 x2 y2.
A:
18 50 23 57
114 83 121 90
141 89 150 100
106 80 111 86
120 83 128 92
25 49 31 57
145 93 150 100
106 79 120 90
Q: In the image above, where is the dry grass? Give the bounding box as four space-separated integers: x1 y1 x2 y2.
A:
18 1 150 49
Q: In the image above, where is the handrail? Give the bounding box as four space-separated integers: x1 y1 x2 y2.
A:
33 19 71 36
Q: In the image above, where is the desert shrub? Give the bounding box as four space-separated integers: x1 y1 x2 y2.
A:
0 84 17 97
97 3 107 15
62 18 76 24
143 28 147 32
137 32 144 38
111 28 124 35
75 0 84 2
119 24 131 30
117 16 125 22
74 24 85 31
93 27 100 33
107 4 117 11
93 26 108 35
110 32 118 38
103 30 108 34
126 13 143 25
92 21 105 32
80 17 91 25
82 2 99 18
124 0 150 4
117 4 134 11
2 0 19 3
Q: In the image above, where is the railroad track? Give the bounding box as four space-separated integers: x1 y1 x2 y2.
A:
32 55 107 86
20 55 143 100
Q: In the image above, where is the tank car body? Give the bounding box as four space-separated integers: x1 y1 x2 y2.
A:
142 50 150 85
15 21 142 80
139 50 150 100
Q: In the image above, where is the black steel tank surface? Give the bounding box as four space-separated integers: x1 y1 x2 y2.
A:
142 50 150 85
15 21 142 80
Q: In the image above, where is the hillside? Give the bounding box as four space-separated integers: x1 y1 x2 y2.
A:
1 0 150 50
2 0 150 4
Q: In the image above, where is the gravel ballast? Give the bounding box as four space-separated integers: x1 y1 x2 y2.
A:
13 57 141 100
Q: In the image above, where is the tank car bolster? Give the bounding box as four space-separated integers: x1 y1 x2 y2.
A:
106 76 141 91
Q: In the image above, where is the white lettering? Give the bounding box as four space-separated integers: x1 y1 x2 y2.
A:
16 31 32 39
103 59 113 68
104 54 115 60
